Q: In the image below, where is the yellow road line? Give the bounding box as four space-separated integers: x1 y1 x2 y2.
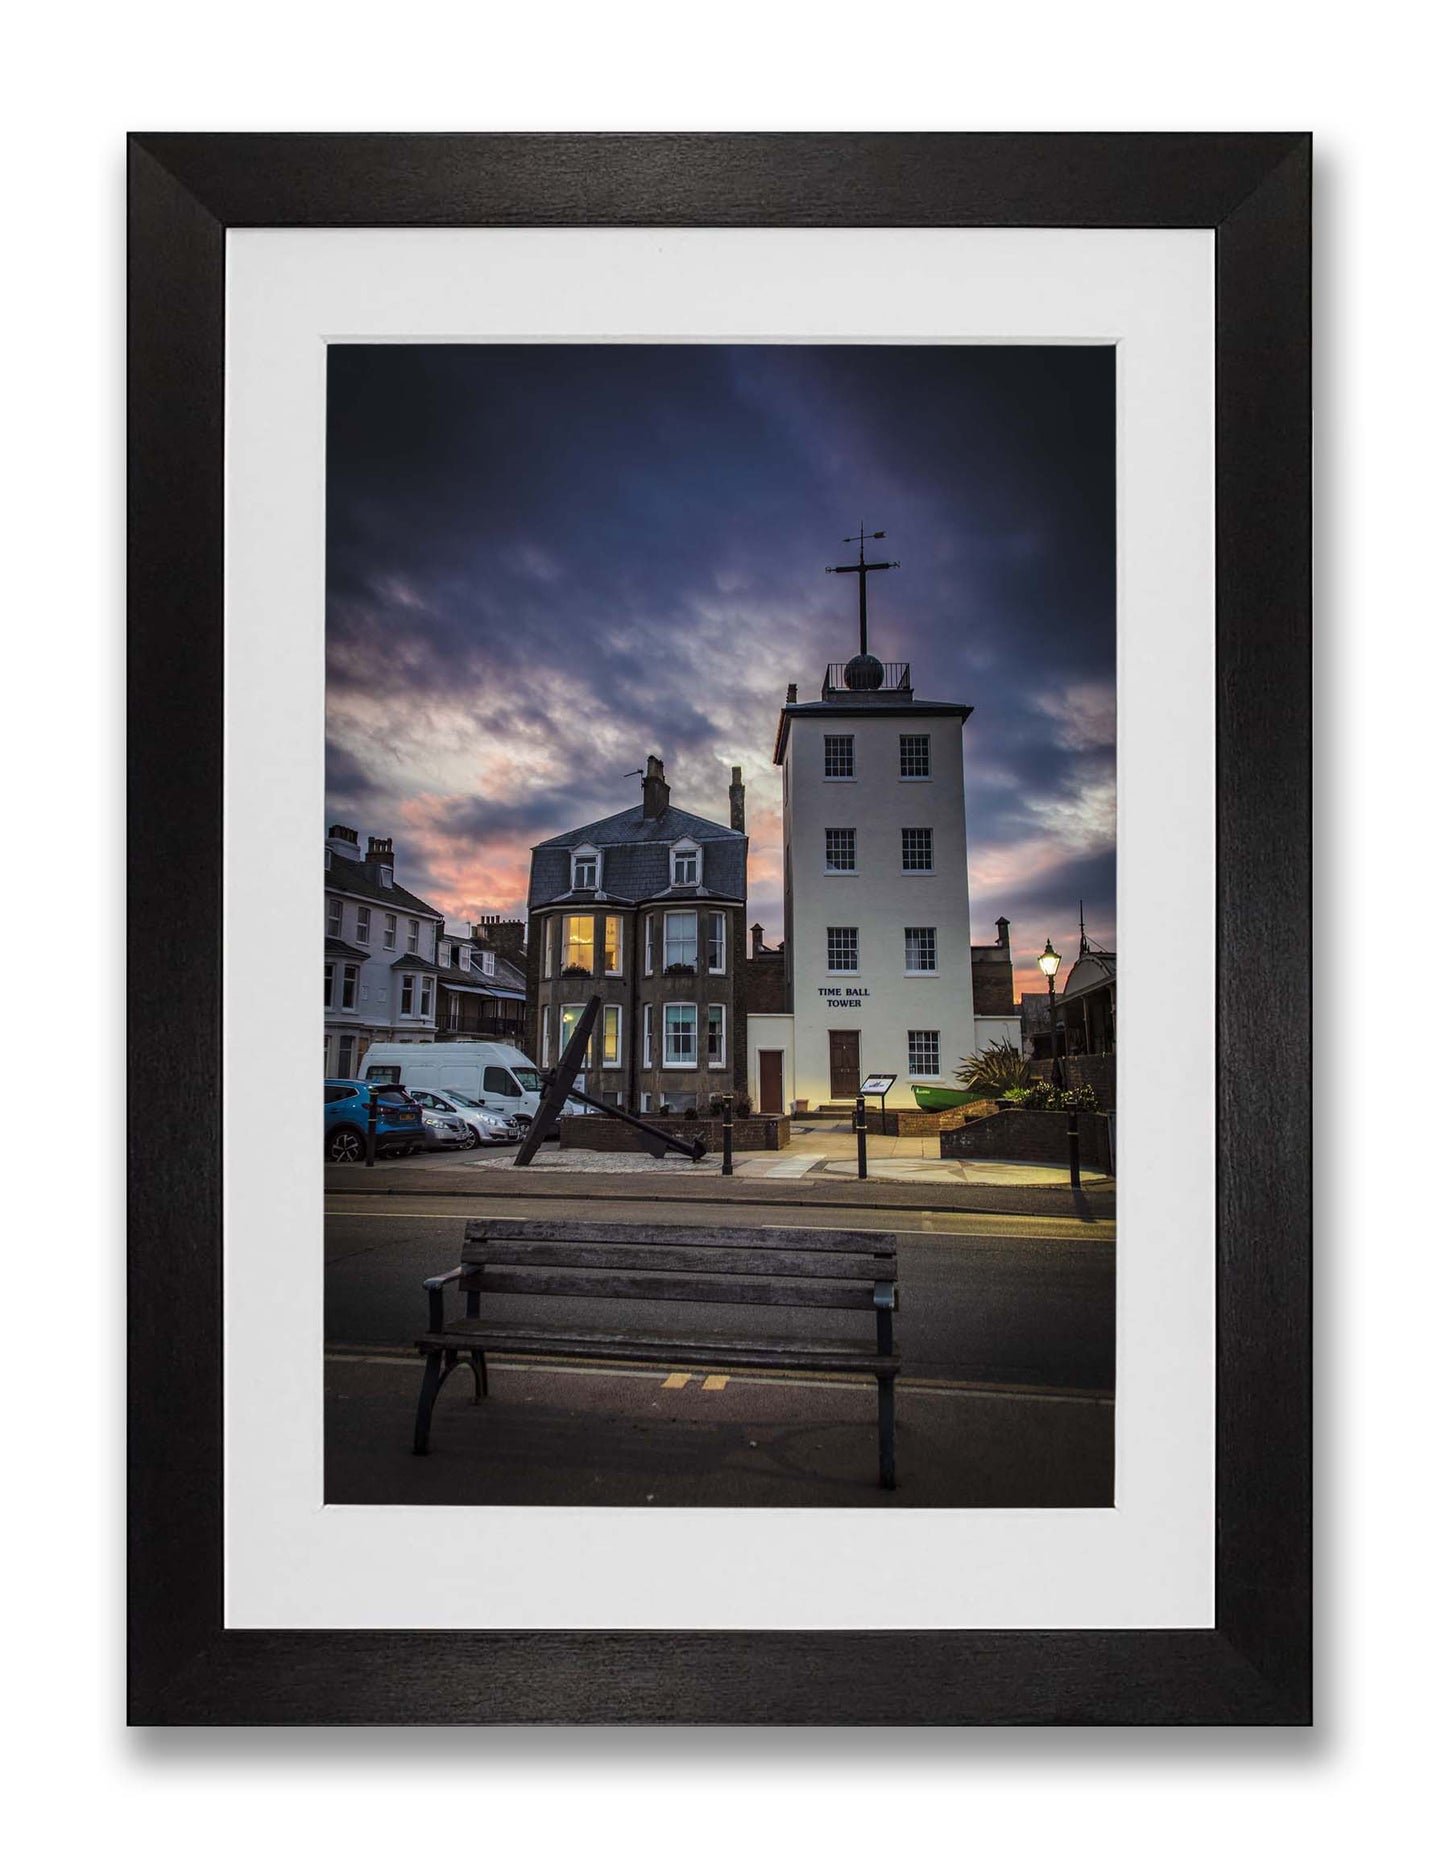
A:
702 1375 729 1391
661 1372 691 1389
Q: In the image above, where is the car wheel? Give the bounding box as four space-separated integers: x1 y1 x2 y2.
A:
459 1125 481 1150
327 1126 364 1164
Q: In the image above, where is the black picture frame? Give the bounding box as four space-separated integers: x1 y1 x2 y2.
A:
128 132 1311 1726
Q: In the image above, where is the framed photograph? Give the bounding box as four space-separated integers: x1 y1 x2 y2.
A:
129 132 1310 1724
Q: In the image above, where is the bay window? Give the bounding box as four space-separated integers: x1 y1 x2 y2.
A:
663 1003 697 1067
707 1004 726 1068
706 911 726 973
563 914 595 973
663 911 697 970
604 915 622 974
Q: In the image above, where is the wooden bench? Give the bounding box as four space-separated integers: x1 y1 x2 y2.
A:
414 1217 901 1488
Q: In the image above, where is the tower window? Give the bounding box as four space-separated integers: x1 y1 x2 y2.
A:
904 926 937 972
899 734 931 779
907 1031 940 1076
825 828 857 872
901 827 934 871
824 735 855 779
827 927 859 973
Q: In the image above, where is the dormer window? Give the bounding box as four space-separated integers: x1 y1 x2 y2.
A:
572 846 600 890
378 865 394 889
671 840 700 887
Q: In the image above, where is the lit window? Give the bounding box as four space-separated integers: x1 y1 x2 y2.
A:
604 916 622 974
707 1004 726 1068
904 926 937 972
827 927 859 973
899 734 931 778
563 915 595 972
706 911 726 973
824 735 855 779
664 1003 697 1066
908 1030 941 1076
824 828 856 872
664 912 698 969
672 843 700 886
901 827 934 871
355 905 371 944
327 896 343 937
383 913 397 949
602 1004 621 1066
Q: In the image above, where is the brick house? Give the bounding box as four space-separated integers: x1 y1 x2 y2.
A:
525 756 748 1113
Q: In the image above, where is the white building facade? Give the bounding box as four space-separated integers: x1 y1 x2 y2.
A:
772 655 987 1108
324 825 443 1075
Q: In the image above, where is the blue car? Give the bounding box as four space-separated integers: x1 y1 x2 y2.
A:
324 1080 423 1162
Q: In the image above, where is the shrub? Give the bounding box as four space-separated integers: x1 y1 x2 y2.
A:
683 1107 698 1120
662 962 696 976
657 1102 672 1116
560 963 591 977
735 1092 753 1120
955 1039 1034 1098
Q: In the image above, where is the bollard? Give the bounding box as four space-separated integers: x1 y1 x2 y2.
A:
721 1094 734 1177
855 1093 868 1180
1066 1108 1081 1190
365 1085 378 1167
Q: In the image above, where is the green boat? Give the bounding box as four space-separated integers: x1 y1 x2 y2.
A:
910 1085 983 1111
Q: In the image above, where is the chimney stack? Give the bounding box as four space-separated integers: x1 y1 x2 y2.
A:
326 823 362 862
642 754 670 821
995 916 1011 950
750 923 765 957
785 682 798 704
729 765 745 833
365 835 394 870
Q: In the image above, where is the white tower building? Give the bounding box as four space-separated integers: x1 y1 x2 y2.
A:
763 532 998 1111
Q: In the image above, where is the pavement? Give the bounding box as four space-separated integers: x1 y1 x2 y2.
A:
325 1352 1114 1508
325 1140 1116 1225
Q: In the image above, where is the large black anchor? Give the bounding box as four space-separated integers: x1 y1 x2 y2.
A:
512 994 707 1166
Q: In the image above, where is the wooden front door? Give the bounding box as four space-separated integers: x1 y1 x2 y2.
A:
829 1030 860 1101
758 1049 784 1116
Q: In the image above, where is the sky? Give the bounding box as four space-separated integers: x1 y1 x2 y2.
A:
326 344 1115 995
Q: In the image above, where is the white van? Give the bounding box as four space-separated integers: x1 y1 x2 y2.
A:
361 1041 547 1126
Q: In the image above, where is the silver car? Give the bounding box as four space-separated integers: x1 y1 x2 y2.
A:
409 1088 518 1148
408 1095 471 1150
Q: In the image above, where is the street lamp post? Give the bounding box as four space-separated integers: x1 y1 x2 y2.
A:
1038 938 1064 1089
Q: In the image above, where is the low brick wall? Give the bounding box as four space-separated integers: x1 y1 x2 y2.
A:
874 1100 996 1137
560 1114 790 1154
1027 1053 1116 1110
940 1108 1114 1174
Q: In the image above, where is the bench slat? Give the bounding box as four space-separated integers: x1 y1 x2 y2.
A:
474 1240 896 1281
463 1218 896 1257
419 1325 900 1374
469 1267 882 1311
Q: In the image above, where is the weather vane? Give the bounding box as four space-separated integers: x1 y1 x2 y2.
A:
825 522 899 657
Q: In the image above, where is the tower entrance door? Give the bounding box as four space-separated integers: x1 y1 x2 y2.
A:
828 1030 860 1102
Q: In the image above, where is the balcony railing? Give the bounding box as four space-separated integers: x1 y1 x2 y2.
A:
822 661 913 697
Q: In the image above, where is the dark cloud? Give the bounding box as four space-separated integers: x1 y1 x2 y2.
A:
326 344 1115 980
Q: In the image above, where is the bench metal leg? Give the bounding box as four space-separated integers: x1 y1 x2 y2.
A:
413 1350 444 1456
877 1375 897 1491
468 1349 488 1402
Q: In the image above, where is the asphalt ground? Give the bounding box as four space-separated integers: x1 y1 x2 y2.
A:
324 1191 1116 1507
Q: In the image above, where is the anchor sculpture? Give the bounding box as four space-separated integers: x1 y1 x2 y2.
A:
512 994 707 1166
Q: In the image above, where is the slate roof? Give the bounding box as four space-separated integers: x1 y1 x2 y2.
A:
389 952 437 973
325 853 442 918
324 937 369 962
529 803 747 909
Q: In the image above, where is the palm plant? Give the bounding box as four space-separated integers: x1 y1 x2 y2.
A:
955 1039 1034 1098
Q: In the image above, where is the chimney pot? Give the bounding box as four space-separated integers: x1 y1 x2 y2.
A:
995 916 1011 950
750 923 765 956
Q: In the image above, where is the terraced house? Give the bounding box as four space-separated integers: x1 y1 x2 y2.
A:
323 825 443 1075
525 756 748 1113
